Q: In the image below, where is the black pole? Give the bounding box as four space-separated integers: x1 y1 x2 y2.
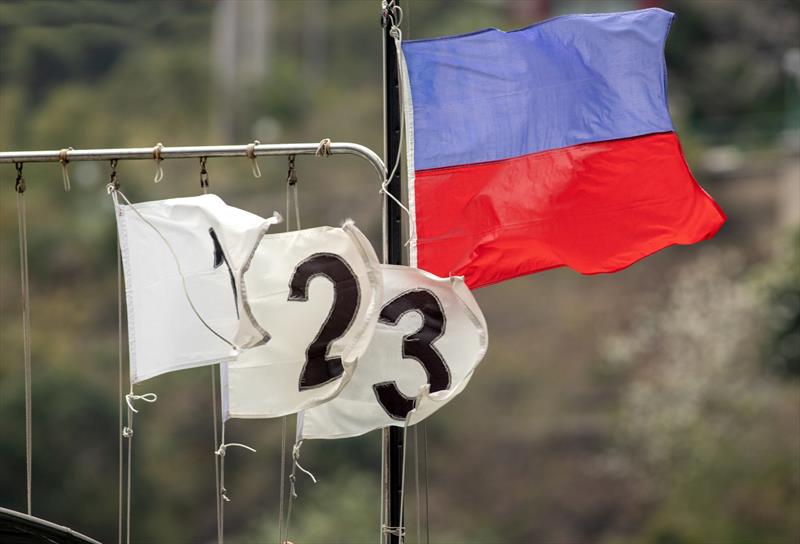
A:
382 2 404 543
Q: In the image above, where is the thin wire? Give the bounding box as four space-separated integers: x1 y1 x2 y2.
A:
276 160 299 544
117 242 124 544
125 400 133 544
423 422 430 544
380 427 387 543
382 418 411 542
16 184 32 515
414 426 421 544
218 423 226 541
277 417 287 543
381 0 389 266
214 424 258 543
400 419 410 543
292 186 301 230
381 26 410 214
212 367 222 544
285 438 317 543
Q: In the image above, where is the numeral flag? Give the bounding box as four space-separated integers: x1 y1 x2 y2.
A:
115 194 278 383
221 222 383 419
401 8 726 288
300 266 488 439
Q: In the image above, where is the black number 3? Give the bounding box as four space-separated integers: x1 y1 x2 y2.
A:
373 289 451 420
288 253 360 390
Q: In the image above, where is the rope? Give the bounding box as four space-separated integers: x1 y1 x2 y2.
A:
152 143 164 183
315 138 332 157
125 400 133 544
109 188 236 349
212 368 222 544
285 439 317 542
214 422 257 542
117 242 124 544
246 140 262 178
58 148 72 191
381 525 406 539
15 163 32 515
380 20 416 264
122 390 157 544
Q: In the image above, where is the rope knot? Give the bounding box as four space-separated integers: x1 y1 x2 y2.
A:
246 140 262 178
215 442 257 457
58 147 73 191
125 392 157 414
382 525 406 537
315 138 332 157
152 142 164 183
122 426 134 438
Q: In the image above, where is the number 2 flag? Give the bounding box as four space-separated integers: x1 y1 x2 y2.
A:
400 8 726 289
221 221 383 419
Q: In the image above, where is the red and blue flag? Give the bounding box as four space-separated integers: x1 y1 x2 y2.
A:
401 8 725 288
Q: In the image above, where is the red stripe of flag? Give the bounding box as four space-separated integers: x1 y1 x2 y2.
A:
414 132 725 288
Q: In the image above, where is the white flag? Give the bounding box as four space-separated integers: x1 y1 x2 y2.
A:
115 194 279 383
221 221 383 419
300 265 488 439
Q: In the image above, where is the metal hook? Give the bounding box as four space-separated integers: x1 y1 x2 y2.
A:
14 162 25 194
287 155 298 186
200 156 209 193
381 0 403 28
107 159 119 193
152 142 164 183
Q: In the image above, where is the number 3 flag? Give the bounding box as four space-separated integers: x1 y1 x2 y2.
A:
300 266 488 439
401 8 726 289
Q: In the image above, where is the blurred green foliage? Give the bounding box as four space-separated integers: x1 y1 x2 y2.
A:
0 1 798 543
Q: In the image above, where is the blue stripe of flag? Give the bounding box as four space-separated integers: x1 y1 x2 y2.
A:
402 8 676 171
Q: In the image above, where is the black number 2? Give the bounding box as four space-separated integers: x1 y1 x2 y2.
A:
373 289 451 420
288 253 361 390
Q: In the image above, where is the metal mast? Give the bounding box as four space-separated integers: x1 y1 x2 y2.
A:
381 1 405 542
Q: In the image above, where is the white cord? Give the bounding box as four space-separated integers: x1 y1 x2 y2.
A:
212 368 222 544
117 245 124 544
16 184 32 515
214 421 257 542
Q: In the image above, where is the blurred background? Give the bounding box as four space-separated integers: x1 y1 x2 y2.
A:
0 0 798 543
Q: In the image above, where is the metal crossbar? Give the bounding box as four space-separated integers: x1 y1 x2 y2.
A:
0 142 386 182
